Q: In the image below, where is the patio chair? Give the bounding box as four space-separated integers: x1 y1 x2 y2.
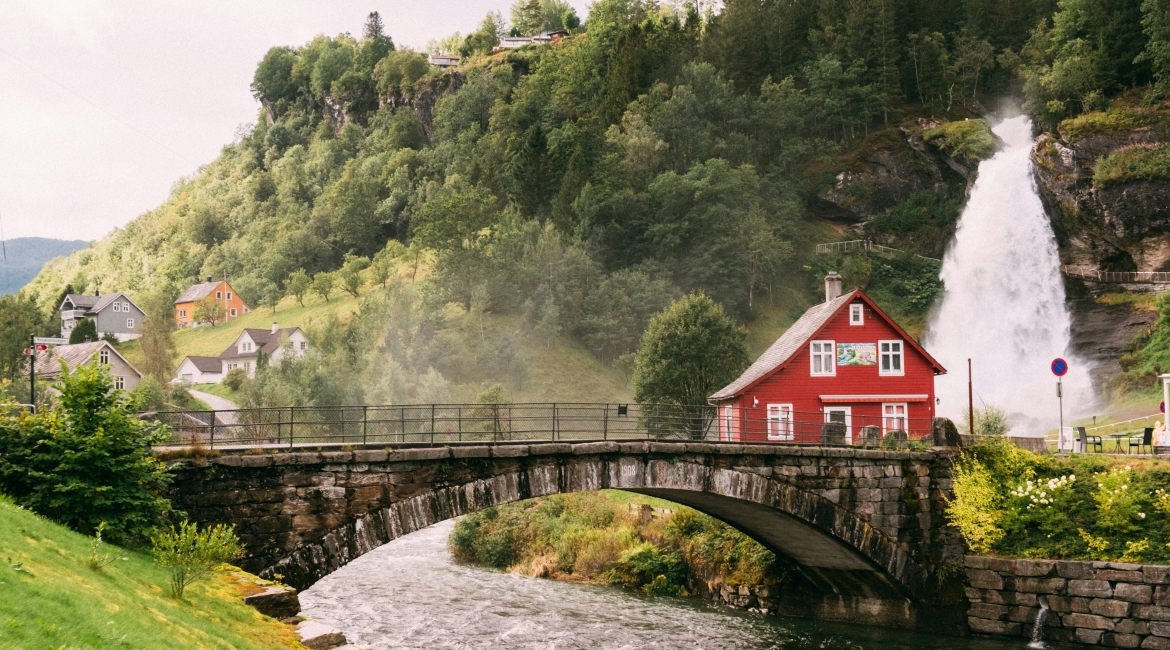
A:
1130 427 1154 454
1078 426 1102 453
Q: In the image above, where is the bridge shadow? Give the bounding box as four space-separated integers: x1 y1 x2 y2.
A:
167 442 967 632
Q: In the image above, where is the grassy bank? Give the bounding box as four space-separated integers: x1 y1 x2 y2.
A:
949 438 1170 563
0 495 303 649
449 490 781 597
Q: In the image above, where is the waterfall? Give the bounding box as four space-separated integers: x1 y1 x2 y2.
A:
925 116 1093 429
1029 595 1050 648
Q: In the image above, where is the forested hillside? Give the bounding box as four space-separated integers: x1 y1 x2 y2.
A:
0 238 87 296
14 0 1170 406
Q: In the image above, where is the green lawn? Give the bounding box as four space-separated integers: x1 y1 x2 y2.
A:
0 496 305 649
191 382 243 405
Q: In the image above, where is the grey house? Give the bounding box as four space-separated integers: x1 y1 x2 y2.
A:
59 293 146 342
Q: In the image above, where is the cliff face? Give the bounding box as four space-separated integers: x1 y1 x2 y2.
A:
1032 118 1170 273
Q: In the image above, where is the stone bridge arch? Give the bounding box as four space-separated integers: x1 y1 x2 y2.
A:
168 441 966 631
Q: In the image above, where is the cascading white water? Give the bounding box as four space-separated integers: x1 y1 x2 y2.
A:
926 116 1092 428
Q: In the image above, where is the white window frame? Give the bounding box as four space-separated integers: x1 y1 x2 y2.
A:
216 291 223 299
850 303 864 326
226 292 232 301
99 349 110 364
767 403 794 441
126 318 135 329
882 402 908 434
879 340 904 376
299 341 307 351
810 340 836 376
114 376 124 390
111 302 119 312
823 406 852 444
723 405 734 442
179 309 186 318
120 302 129 312
230 308 237 317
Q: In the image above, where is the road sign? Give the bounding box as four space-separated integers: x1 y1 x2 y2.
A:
1162 401 1166 414
34 344 47 351
22 348 32 356
1051 358 1068 377
33 337 67 345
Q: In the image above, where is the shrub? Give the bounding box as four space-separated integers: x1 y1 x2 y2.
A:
222 368 248 392
1094 143 1170 188
946 459 1004 554
1060 108 1158 143
0 363 172 544
151 520 242 599
923 119 996 160
132 376 167 412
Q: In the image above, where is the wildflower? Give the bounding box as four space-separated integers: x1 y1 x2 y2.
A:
1140 513 1147 519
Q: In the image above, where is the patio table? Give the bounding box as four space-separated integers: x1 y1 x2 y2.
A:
1106 432 1130 454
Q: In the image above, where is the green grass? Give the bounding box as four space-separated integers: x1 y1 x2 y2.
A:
190 382 243 405
1094 143 1170 188
923 118 996 160
1060 108 1159 144
0 496 304 649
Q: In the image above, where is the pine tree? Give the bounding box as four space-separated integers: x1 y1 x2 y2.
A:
1139 0 1170 87
364 11 385 40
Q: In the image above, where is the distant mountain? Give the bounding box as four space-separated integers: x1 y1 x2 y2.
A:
0 238 89 296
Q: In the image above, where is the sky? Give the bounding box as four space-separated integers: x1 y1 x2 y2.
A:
0 0 586 242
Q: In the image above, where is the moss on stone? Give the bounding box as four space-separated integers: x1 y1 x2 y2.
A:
1059 108 1158 144
1093 143 1170 188
923 119 996 161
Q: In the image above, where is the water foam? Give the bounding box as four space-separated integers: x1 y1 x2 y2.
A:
925 116 1093 429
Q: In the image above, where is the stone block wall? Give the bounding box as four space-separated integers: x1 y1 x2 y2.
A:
965 556 1170 647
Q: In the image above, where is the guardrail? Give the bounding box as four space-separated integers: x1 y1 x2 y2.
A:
1083 413 1162 436
1061 266 1170 283
815 240 941 263
145 404 942 451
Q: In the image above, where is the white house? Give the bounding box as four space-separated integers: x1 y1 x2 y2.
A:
219 323 308 379
174 356 223 385
428 53 459 69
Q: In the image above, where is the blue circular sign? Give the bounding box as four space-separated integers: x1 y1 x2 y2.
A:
1051 358 1068 377
1161 401 1165 414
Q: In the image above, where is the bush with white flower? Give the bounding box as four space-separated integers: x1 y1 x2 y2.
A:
1092 467 1146 535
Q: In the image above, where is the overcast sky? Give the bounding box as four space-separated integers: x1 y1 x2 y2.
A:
0 0 587 242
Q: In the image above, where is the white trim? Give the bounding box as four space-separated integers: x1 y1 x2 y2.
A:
879 339 904 376
126 318 135 329
810 340 836 376
723 405 734 442
823 406 852 444
820 394 928 402
849 303 864 326
882 402 908 433
767 403 794 441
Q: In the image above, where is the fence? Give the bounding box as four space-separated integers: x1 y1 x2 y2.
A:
815 240 941 263
147 403 941 450
1061 266 1170 283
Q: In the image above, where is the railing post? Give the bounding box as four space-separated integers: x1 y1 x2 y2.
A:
363 405 368 447
430 404 435 446
492 404 500 443
458 406 462 442
289 406 294 450
552 403 558 442
209 410 215 449
400 406 405 443
603 404 608 441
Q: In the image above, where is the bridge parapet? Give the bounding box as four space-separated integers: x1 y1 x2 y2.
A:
168 441 967 631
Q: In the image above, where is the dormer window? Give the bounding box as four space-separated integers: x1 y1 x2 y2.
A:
99 349 109 364
850 304 864 326
810 340 835 376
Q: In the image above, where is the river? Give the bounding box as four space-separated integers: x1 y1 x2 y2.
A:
300 520 1038 650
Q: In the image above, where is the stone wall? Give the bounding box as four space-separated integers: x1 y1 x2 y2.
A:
965 556 1170 647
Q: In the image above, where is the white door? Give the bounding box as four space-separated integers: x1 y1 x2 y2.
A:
824 407 852 444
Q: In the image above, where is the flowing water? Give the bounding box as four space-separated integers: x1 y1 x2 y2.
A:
300 521 1035 649
926 115 1093 427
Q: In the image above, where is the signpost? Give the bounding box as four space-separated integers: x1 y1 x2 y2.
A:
1052 358 1068 455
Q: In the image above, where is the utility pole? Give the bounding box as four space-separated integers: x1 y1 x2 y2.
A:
967 358 974 437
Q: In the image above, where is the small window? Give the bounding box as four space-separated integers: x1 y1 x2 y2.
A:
111 302 120 312
114 376 124 390
216 291 222 299
230 308 237 317
126 318 134 329
810 340 835 376
299 341 306 351
244 362 251 372
850 304 864 326
767 404 794 441
226 292 232 300
99 349 110 364
120 302 129 312
880 340 904 376
883 403 907 433
179 309 186 318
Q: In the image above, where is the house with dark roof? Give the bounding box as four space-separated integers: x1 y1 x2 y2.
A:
709 272 946 445
29 341 143 391
59 293 146 342
174 277 250 327
174 322 308 384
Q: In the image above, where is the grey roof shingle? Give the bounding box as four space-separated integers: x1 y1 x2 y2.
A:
175 281 221 304
61 294 98 310
184 356 223 373
709 292 856 401
60 293 137 315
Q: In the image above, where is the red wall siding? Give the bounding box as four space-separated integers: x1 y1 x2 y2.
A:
720 298 938 443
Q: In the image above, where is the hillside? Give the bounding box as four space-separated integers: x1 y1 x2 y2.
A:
0 494 303 649
0 237 88 296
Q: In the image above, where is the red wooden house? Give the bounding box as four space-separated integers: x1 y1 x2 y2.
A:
709 272 946 444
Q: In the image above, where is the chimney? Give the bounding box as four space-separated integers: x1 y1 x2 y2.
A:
206 275 212 283
272 322 279 333
825 271 843 303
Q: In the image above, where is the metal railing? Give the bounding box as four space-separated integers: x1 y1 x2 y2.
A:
147 404 941 451
815 240 941 263
1061 266 1170 283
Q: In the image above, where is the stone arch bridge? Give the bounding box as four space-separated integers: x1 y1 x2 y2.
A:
168 441 967 631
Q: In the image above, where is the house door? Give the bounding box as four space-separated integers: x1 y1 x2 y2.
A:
823 406 852 445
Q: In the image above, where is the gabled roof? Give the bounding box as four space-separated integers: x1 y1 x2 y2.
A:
59 292 142 315
175 281 221 304
218 327 304 360
180 356 223 373
60 294 98 310
30 341 142 380
709 290 946 401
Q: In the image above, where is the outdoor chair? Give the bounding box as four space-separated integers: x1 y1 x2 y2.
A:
1130 427 1154 454
1078 426 1102 453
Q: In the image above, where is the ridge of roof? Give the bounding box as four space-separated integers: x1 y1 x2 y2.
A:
175 281 221 304
30 341 142 379
180 356 223 373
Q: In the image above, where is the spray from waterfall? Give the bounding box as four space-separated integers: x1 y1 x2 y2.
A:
925 115 1093 430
